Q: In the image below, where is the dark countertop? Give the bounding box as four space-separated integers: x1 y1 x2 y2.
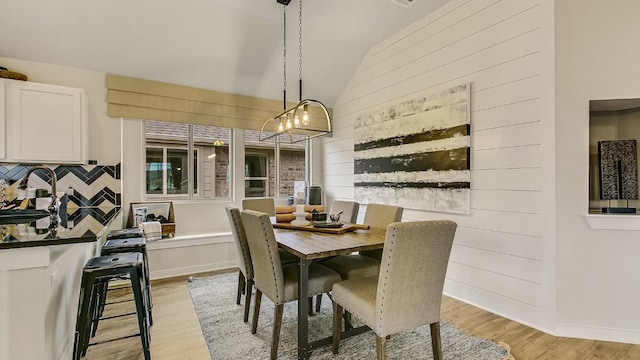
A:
0 207 121 249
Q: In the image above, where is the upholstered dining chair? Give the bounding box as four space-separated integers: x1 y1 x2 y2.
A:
328 199 360 223
331 220 457 360
359 204 403 260
242 197 277 216
312 199 363 312
224 205 297 323
320 203 403 280
241 209 341 360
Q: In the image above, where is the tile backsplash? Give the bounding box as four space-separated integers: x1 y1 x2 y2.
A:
0 163 121 208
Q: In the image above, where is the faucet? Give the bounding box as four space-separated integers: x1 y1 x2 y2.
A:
19 166 58 213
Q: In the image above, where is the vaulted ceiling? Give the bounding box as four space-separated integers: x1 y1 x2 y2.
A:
0 0 451 107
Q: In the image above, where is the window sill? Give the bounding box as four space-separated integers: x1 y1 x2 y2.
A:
584 214 640 231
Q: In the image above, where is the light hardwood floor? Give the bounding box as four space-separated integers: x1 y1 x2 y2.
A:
83 269 640 360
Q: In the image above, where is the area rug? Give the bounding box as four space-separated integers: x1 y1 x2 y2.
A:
188 272 514 360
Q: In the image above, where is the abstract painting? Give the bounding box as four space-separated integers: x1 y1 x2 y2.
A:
354 83 471 214
598 140 638 200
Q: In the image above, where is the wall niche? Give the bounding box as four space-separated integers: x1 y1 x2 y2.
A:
589 98 640 214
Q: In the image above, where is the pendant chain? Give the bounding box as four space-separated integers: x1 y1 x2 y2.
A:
298 0 303 87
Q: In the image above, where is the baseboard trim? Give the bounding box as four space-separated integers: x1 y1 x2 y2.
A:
443 291 555 335
445 291 640 345
150 260 237 280
556 322 640 345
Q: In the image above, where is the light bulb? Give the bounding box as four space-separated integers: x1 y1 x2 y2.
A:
302 104 309 125
286 117 293 129
294 114 300 128
278 121 284 133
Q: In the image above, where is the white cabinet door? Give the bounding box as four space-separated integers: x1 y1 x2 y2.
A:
6 81 87 164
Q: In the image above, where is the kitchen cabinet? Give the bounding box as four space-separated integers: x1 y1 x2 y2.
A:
0 208 122 360
1 79 88 164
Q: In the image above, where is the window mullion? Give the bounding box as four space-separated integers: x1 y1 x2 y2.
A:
163 148 168 196
188 125 194 199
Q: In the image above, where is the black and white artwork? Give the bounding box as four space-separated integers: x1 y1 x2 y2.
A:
598 140 638 200
354 83 471 214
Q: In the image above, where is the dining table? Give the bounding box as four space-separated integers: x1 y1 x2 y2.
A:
272 221 386 360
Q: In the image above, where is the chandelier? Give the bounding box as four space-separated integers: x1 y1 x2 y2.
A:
259 0 332 143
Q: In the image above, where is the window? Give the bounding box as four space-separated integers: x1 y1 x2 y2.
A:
145 147 196 195
244 130 306 199
145 120 231 200
245 153 270 197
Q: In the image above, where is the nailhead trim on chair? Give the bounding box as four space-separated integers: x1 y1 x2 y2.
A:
377 224 397 333
259 215 283 304
230 210 252 276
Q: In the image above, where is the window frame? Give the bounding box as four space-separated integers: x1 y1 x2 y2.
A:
244 152 270 197
144 121 232 202
144 144 200 199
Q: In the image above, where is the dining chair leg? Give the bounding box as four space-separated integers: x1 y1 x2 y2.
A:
308 297 314 316
271 303 284 360
251 290 262 334
332 302 343 354
243 278 254 323
344 311 353 331
430 322 442 360
376 334 387 360
236 270 245 305
315 293 322 313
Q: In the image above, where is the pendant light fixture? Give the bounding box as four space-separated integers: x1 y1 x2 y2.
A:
260 0 332 143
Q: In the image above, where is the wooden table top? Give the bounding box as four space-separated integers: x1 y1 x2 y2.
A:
274 226 386 260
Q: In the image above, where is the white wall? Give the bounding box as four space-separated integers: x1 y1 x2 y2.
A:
556 0 640 343
324 0 557 333
0 57 120 165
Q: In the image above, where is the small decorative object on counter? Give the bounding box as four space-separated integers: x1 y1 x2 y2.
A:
139 221 162 241
133 207 148 227
329 210 343 223
311 208 327 222
127 202 175 238
0 66 28 81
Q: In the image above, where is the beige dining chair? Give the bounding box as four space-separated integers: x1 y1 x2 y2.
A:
331 220 457 360
312 199 360 312
320 203 403 280
315 203 401 312
241 209 341 360
225 205 297 323
242 197 277 216
359 204 403 260
328 199 360 223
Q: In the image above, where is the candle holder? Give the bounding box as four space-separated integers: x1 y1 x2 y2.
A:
291 204 310 226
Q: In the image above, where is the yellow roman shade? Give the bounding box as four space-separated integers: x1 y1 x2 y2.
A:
106 74 306 131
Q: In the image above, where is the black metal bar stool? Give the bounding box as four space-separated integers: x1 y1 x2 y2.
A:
93 233 152 334
107 228 145 240
73 253 151 360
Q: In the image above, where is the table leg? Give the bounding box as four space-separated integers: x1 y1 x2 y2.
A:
297 258 311 360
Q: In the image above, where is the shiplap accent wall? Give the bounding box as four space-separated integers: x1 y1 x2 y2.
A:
323 0 554 331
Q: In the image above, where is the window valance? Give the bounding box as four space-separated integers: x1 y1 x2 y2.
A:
106 74 299 131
